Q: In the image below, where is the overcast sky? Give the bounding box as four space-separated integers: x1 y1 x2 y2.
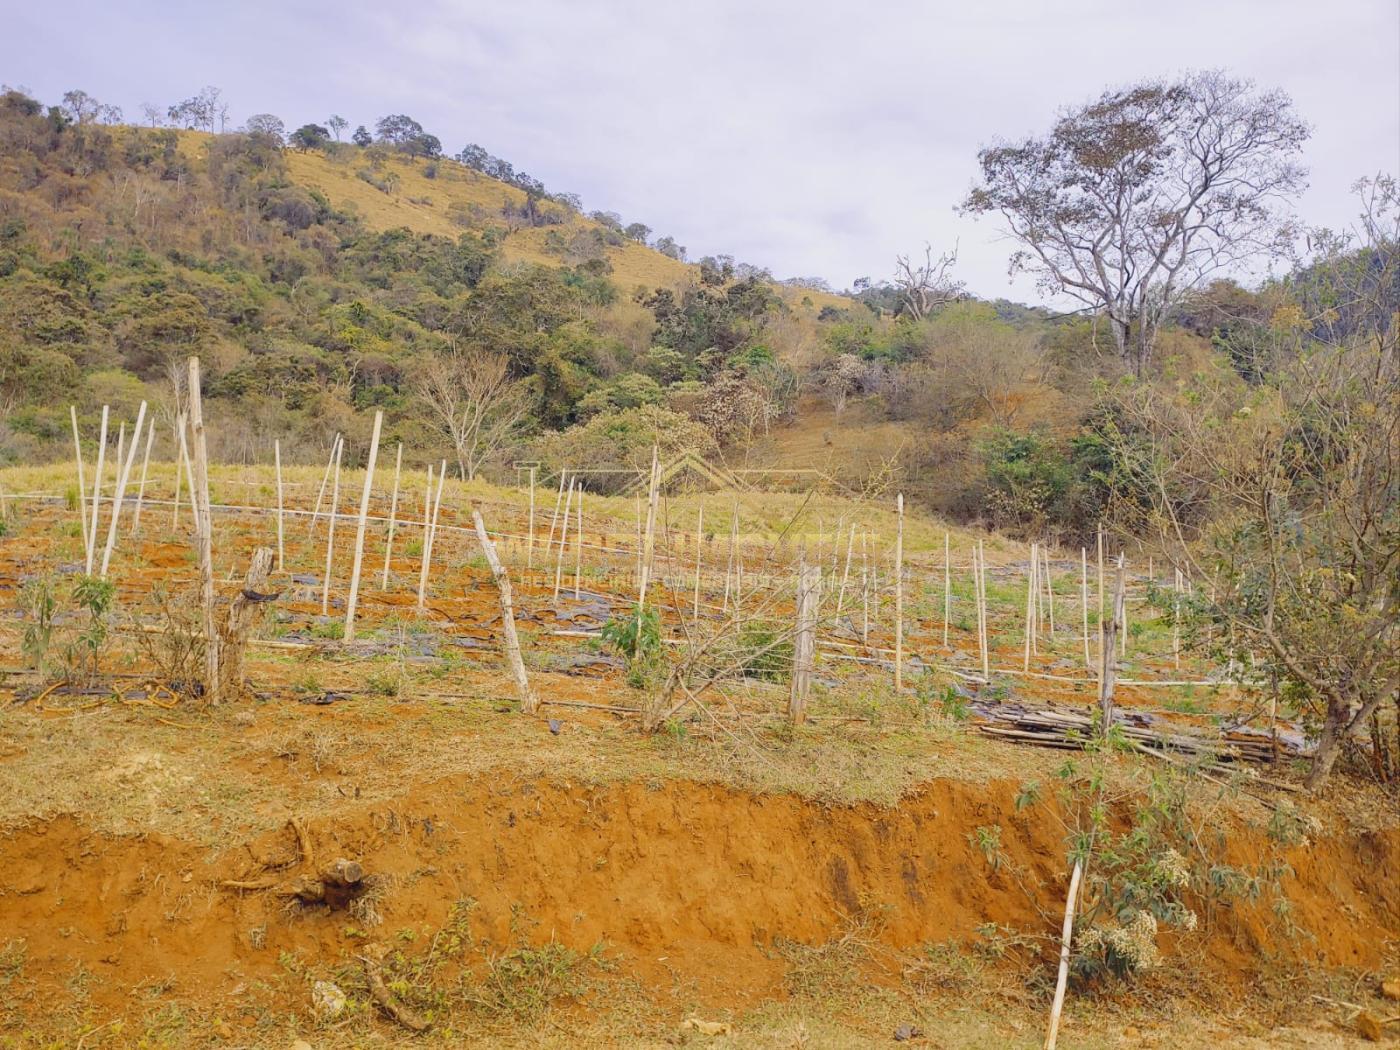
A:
4 0 1398 301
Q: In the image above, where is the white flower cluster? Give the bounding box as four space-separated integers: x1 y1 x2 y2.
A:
1079 910 1161 973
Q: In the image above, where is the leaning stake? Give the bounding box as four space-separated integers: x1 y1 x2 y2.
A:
343 411 383 642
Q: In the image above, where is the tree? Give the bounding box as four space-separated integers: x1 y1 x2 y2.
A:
624 222 651 244
168 86 226 132
654 235 686 261
1109 180 1398 790
244 113 285 142
457 143 490 170
327 114 348 140
375 113 424 144
351 124 372 147
893 243 962 320
139 102 164 127
963 71 1309 375
60 90 121 126
416 348 533 481
289 123 330 151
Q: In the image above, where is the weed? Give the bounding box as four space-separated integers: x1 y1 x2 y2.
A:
970 824 1004 872
311 619 345 641
19 577 56 676
65 575 115 683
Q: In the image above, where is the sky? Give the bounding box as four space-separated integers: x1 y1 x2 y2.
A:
3 0 1398 301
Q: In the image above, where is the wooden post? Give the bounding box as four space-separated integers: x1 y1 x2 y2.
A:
1081 548 1091 669
893 494 905 691
544 470 567 564
186 359 219 702
723 502 738 612
86 405 108 574
381 442 402 589
217 547 273 698
789 554 820 724
1173 567 1182 670
310 434 341 534
977 540 990 681
553 479 574 601
99 401 147 577
320 438 343 616
638 445 660 608
1043 860 1084 1050
1044 547 1056 637
69 406 89 553
692 502 704 623
343 410 383 643
133 418 154 535
415 461 446 612
1099 556 1125 732
176 415 195 534
471 509 537 713
114 423 125 494
1119 557 1129 658
273 439 285 572
526 465 537 570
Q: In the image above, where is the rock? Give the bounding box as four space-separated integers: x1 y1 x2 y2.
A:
311 980 346 1017
1381 976 1400 1001
1355 1011 1383 1042
893 1024 924 1041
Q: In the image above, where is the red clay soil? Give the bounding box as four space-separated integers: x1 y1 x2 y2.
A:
1 775 1396 1029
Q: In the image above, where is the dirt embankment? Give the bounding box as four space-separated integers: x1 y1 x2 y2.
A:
1 776 1396 1025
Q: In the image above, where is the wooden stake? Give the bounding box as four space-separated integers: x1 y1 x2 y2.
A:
86 405 108 574
1173 568 1182 670
1096 526 1105 676
1099 556 1125 731
381 443 402 589
133 418 154 536
470 509 536 713
70 406 89 553
186 359 219 702
692 502 704 623
172 414 185 528
176 415 194 534
1119 556 1128 658
526 465 537 570
638 445 660 608
836 522 855 614
99 401 147 577
573 481 584 599
273 439 285 572
723 502 739 612
553 479 574 601
1024 542 1037 672
861 531 870 646
1044 547 1055 637
114 423 125 492
544 470 567 564
790 553 819 723
942 531 951 648
343 411 383 643
977 539 990 680
1081 548 1091 669
415 462 446 612
310 434 341 534
894 493 904 692
320 439 343 616
1044 860 1084 1050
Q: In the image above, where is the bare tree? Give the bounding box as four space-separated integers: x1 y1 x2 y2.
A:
893 243 962 320
963 70 1309 375
416 348 532 481
327 114 348 141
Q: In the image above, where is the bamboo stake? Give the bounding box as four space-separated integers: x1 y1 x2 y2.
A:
573 481 584 600
1024 542 1037 672
543 470 567 564
1096 527 1105 677
553 480 574 601
1099 556 1125 729
470 508 536 713
1044 547 1055 637
861 531 870 646
1119 556 1129 658
1173 568 1182 670
171 414 185 528
1081 548 1091 669
69 406 89 552
309 434 341 534
526 465 537 570
692 502 704 623
1044 861 1084 1050
415 462 447 612
99 402 147 577
320 439 343 615
381 443 402 589
86 405 108 574
633 493 643 582
977 539 990 680
114 423 125 493
343 411 383 643
132 418 154 535
942 531 951 648
836 521 855 614
186 359 219 702
273 439 285 572
894 493 904 692
638 445 660 608
176 415 194 534
723 502 738 612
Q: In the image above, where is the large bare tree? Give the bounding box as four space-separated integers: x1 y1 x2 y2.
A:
416 348 532 481
893 243 962 320
963 71 1309 375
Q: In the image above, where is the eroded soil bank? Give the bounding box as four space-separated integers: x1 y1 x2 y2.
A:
1 775 1396 1043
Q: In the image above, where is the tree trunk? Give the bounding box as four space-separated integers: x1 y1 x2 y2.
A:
1304 713 1344 791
